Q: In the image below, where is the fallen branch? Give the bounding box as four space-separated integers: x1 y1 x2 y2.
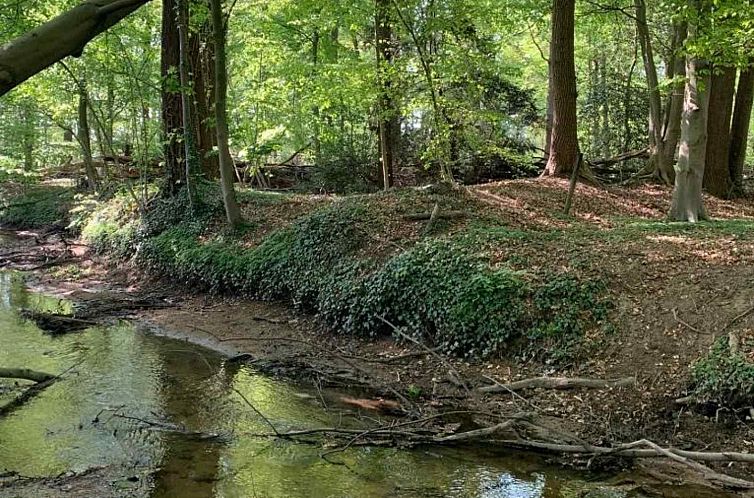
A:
0 367 54 383
403 210 465 221
20 309 97 335
479 376 636 394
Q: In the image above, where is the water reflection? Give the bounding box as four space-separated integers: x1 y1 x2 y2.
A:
0 271 723 497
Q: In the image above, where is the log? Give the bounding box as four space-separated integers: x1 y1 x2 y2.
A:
479 376 636 394
0 0 151 96
0 367 54 383
589 148 650 167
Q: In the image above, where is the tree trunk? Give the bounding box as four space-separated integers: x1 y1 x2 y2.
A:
543 0 578 176
661 22 687 169
0 0 151 96
703 66 736 198
375 0 399 189
635 0 672 184
161 0 184 194
210 0 242 227
729 65 754 196
78 83 98 190
189 23 220 180
177 0 194 205
669 3 710 223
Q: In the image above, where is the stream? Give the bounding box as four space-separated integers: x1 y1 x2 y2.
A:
0 265 732 497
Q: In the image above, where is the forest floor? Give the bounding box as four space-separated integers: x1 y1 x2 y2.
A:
4 178 754 494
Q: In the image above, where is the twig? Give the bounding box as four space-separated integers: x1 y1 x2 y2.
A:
377 315 471 396
672 308 705 335
232 388 280 436
478 376 636 394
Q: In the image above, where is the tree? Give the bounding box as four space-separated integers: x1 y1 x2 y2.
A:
543 0 578 176
669 0 711 222
702 66 736 197
161 0 184 194
0 0 152 97
729 65 754 195
210 0 242 227
375 0 399 189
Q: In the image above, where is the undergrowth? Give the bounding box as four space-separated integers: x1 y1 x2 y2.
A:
692 337 754 408
75 185 611 361
0 186 73 228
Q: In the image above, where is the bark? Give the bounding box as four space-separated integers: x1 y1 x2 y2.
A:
21 103 35 170
0 0 151 97
669 3 710 223
376 0 399 189
543 0 578 176
210 0 242 227
161 0 184 194
635 0 672 184
78 83 98 190
189 23 220 180
661 22 687 169
177 0 194 205
703 66 736 198
729 65 754 196
479 376 635 394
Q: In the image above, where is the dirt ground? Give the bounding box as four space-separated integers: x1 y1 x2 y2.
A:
5 179 754 495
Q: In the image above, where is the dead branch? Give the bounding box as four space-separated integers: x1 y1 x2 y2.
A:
588 147 649 167
0 377 56 416
479 376 636 394
403 210 465 221
377 315 471 395
0 367 54 383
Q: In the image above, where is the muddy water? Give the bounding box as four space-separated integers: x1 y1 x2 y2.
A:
0 270 729 497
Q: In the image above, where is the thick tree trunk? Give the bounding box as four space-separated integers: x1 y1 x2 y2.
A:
669 5 710 223
703 66 736 198
210 0 242 227
635 0 672 184
661 22 687 169
729 65 754 196
0 0 151 96
189 23 220 180
376 0 399 189
543 0 578 176
161 0 184 194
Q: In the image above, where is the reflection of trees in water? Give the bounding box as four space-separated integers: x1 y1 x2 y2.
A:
150 347 228 498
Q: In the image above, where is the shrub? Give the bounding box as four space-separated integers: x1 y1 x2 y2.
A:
692 337 754 408
0 187 73 228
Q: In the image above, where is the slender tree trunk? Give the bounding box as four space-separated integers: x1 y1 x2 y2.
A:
0 0 151 96
729 65 754 196
669 3 710 222
311 28 321 162
543 0 578 176
210 0 242 227
703 66 736 198
545 63 553 159
78 82 98 190
375 0 399 189
177 0 194 206
635 0 672 184
161 0 184 194
661 22 687 169
600 56 610 158
20 103 35 171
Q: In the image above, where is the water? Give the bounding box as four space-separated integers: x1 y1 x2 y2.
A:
0 271 730 497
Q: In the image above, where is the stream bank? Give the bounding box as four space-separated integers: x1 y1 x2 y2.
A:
5 180 754 494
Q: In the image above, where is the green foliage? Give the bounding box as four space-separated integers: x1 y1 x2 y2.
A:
82 191 609 361
692 337 754 408
0 187 73 228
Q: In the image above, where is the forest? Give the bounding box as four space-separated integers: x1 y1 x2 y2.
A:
2 0 754 496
